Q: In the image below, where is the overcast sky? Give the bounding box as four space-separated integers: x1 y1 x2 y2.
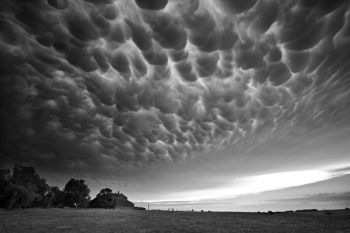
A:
1 0 350 211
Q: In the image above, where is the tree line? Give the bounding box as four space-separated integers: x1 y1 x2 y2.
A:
0 164 132 209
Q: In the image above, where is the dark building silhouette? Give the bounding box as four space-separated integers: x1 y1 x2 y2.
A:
89 190 134 209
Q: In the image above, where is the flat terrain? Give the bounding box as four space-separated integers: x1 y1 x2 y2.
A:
1 208 350 233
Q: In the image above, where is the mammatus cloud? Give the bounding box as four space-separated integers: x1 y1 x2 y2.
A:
1 0 350 174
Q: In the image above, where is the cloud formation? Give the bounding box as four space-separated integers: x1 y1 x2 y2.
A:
1 0 350 176
272 192 350 204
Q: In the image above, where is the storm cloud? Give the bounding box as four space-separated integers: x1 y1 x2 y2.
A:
1 0 350 178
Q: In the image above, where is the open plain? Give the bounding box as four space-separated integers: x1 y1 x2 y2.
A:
1 208 350 233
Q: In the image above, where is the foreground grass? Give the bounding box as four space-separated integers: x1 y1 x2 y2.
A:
1 208 350 233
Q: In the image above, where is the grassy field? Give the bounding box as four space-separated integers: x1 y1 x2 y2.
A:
1 208 350 233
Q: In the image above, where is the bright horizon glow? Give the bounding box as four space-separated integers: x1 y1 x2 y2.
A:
141 164 350 203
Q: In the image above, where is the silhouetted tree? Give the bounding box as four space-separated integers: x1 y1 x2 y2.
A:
97 188 112 197
6 183 40 209
0 168 11 207
0 164 49 209
12 164 49 207
43 186 65 208
63 179 90 208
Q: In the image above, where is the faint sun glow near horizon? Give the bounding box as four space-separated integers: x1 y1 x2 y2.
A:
143 164 350 203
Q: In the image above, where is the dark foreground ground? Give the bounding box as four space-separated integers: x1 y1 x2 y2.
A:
1 208 350 233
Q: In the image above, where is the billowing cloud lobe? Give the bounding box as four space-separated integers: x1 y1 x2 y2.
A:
1 0 350 173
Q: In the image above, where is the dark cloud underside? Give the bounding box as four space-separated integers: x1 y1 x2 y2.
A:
1 0 350 176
